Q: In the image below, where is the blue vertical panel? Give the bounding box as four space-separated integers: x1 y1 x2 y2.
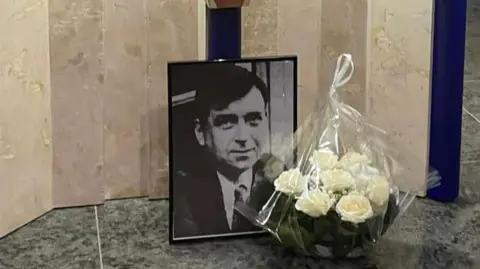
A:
427 0 467 201
206 7 242 60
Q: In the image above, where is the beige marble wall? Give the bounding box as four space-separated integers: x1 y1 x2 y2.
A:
0 0 53 238
320 0 368 114
0 0 433 237
242 0 367 153
242 0 277 57
103 0 149 199
101 0 199 200
366 0 433 195
241 0 432 194
146 0 198 199
276 0 324 123
244 0 367 122
49 0 105 207
1 0 199 236
243 0 324 122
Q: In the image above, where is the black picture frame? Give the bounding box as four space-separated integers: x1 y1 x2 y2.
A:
168 56 298 243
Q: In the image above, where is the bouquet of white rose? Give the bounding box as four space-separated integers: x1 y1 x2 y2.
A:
235 54 441 258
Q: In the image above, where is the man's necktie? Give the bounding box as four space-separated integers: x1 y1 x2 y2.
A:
232 184 248 231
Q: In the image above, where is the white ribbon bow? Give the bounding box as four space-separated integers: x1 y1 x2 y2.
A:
329 53 355 97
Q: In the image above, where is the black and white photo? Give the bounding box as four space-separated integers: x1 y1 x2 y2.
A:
168 57 297 242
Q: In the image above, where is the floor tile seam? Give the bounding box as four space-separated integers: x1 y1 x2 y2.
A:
95 206 104 269
460 159 480 164
463 107 480 124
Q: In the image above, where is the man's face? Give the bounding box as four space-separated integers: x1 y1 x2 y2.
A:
195 87 268 172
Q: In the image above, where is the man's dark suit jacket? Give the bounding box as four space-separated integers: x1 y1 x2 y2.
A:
172 154 284 239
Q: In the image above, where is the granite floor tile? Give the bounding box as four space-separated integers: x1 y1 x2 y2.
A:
463 81 480 115
0 206 100 269
461 108 480 162
465 0 480 80
96 171 480 269
461 81 480 161
467 0 480 38
458 162 480 209
464 37 480 81
96 198 374 269
369 162 480 269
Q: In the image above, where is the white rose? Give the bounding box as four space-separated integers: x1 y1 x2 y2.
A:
295 188 333 217
366 175 391 206
274 168 307 195
319 169 355 192
347 163 380 191
336 193 374 224
338 152 370 169
309 150 339 170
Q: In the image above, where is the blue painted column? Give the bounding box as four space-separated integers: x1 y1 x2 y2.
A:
206 6 242 60
427 0 467 201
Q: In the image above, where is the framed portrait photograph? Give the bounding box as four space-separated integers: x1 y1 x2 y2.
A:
168 56 298 242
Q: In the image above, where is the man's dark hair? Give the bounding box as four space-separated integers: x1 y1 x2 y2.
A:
194 62 269 124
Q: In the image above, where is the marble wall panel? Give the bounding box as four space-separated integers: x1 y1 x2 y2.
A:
103 0 148 199
276 0 323 123
242 0 277 57
242 0 432 194
366 0 433 195
146 0 199 199
320 0 368 114
243 0 367 121
0 0 53 237
0 0 434 238
49 0 104 207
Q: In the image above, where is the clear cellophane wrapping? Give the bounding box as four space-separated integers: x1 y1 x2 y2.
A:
236 54 441 258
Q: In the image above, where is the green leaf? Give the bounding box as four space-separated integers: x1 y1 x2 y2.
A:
381 194 401 235
262 193 293 231
276 218 314 253
277 225 300 249
365 216 384 242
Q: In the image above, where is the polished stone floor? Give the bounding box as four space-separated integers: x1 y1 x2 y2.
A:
1 3 480 269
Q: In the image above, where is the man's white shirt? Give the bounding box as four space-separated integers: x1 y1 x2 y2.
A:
217 169 253 230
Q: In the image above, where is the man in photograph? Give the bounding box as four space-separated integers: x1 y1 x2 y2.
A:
173 63 282 239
